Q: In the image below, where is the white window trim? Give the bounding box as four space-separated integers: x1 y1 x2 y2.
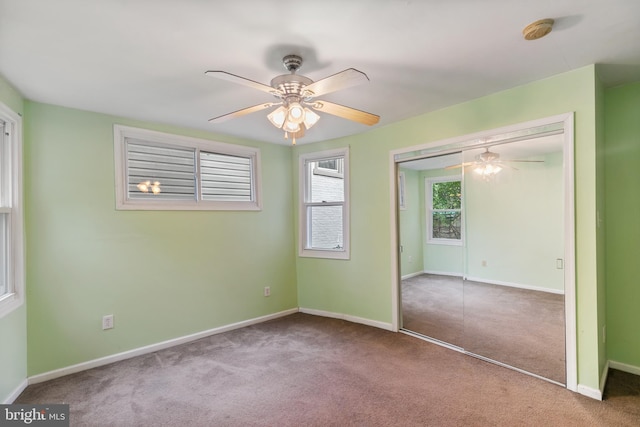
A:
426 176 463 246
114 125 262 211
0 102 25 319
299 148 350 260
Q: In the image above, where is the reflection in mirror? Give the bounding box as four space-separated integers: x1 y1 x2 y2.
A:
461 138 565 384
397 129 566 385
399 153 464 347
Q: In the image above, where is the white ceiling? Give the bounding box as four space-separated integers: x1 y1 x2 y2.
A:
1 0 639 145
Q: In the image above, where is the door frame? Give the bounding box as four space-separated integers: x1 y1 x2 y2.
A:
388 112 576 391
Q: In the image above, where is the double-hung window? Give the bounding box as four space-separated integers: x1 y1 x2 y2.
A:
299 148 349 259
0 103 25 319
114 125 261 210
427 176 462 245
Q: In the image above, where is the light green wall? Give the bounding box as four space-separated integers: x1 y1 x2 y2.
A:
595 69 607 377
294 65 602 390
465 151 564 292
604 80 640 368
0 75 27 402
24 102 298 376
398 168 424 276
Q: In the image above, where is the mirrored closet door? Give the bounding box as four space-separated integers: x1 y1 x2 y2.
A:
397 123 567 385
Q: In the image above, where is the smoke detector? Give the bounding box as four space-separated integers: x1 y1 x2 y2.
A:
522 18 554 40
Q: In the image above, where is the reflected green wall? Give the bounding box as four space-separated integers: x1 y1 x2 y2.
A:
0 75 26 402
24 102 298 376
398 169 424 277
294 65 603 390
605 81 640 368
465 152 564 292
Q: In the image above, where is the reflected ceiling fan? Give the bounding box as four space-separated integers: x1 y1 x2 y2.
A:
446 147 544 178
206 54 380 144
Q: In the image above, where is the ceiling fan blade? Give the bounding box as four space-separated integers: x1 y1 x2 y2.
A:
503 159 545 163
205 71 280 96
209 102 278 123
444 162 474 170
302 68 370 98
310 100 379 126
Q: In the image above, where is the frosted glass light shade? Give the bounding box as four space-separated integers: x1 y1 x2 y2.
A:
267 106 287 128
303 108 320 129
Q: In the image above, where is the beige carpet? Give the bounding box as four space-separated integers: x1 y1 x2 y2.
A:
16 313 640 426
402 274 565 384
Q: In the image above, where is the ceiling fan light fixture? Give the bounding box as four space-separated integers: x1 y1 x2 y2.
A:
287 102 305 123
267 106 287 128
206 54 379 145
283 120 301 133
303 108 320 129
474 163 502 177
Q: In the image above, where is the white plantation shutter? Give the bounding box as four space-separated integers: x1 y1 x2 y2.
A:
200 152 253 201
126 139 196 200
115 125 261 210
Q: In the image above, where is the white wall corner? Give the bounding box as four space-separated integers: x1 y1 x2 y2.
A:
577 384 603 401
299 307 394 331
3 379 28 404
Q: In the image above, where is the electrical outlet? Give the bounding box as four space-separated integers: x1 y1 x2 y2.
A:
102 314 114 330
408 255 413 263
481 260 487 267
264 286 271 297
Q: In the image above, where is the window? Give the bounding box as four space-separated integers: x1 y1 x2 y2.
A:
0 103 25 319
299 148 349 259
427 177 462 245
398 171 406 210
114 125 261 210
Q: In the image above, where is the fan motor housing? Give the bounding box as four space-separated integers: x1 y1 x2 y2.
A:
270 74 313 96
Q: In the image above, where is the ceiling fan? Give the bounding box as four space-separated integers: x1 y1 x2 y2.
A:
446 147 544 178
205 54 380 144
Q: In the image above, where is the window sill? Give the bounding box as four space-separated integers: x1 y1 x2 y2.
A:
299 248 350 260
116 200 262 211
426 239 463 247
0 292 24 319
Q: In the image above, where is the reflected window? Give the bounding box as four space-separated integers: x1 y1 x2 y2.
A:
427 177 462 244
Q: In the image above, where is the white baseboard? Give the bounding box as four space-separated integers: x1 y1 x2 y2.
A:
577 384 603 401
401 271 423 280
28 308 299 385
2 379 28 404
609 360 640 376
423 270 463 277
464 276 564 295
299 307 394 332
586 359 640 402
